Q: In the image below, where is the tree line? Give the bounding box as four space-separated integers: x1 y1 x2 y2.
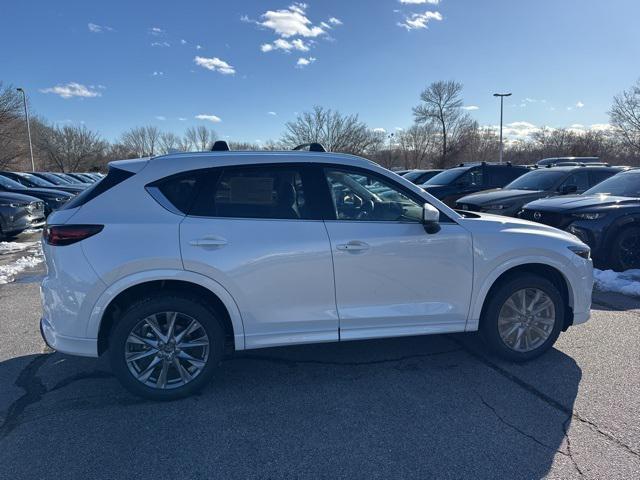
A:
1 79 639 173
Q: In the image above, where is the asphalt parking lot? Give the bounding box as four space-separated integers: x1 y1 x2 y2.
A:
0 232 639 479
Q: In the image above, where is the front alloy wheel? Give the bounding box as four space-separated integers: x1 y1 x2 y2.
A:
481 274 564 362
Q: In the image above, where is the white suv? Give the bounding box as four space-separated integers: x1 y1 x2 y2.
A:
40 150 593 399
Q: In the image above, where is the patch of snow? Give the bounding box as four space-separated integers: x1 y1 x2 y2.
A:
0 241 39 254
593 269 640 297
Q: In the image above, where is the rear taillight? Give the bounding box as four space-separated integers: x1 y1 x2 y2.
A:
44 225 104 246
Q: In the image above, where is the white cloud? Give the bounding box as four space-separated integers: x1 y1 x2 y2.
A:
155 116 166 121
395 127 404 131
195 114 222 123
194 56 236 75
372 127 386 133
151 41 170 47
259 3 326 38
328 17 342 25
180 39 187 45
196 44 202 50
296 56 316 67
399 0 440 4
88 22 113 33
463 105 479 111
268 111 277 116
40 82 102 99
576 101 585 108
398 10 443 30
152 71 164 76
149 27 164 36
261 38 310 52
178 117 187 121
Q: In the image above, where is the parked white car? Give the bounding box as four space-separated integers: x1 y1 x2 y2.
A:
40 150 593 399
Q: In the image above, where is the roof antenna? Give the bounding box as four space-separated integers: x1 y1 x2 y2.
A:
211 140 230 151
293 142 326 152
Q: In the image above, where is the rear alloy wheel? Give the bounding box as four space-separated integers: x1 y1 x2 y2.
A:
481 274 564 362
110 295 224 400
611 226 640 271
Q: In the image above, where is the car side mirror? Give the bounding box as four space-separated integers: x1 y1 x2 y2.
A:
422 203 441 234
559 184 578 194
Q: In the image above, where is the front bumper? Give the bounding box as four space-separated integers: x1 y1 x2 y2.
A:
40 317 98 357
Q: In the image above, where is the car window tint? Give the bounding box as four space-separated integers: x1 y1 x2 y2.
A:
488 167 526 185
459 167 483 186
560 171 590 192
151 169 211 214
325 169 423 222
194 166 311 220
590 170 616 186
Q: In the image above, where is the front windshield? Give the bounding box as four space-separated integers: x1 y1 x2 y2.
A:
403 170 426 182
0 175 27 190
17 172 55 187
583 172 640 197
424 167 466 186
39 173 65 185
505 169 566 191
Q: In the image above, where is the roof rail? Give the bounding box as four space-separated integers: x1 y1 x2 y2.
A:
293 143 326 152
211 140 230 152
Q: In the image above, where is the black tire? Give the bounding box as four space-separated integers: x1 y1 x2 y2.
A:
480 273 564 362
109 293 224 400
609 226 640 272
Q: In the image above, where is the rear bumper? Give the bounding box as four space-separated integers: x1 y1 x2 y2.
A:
40 317 98 357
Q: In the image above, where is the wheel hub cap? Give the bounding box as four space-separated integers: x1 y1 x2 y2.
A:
497 288 556 353
124 311 210 390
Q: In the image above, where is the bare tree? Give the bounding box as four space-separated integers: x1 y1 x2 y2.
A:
413 80 472 168
0 82 27 169
282 106 380 155
159 132 181 154
120 126 162 157
36 124 106 172
395 124 439 169
610 79 640 153
184 126 217 151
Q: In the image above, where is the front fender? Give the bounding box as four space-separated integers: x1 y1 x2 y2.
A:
86 269 246 350
467 252 578 332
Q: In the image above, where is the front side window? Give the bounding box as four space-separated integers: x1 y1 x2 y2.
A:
193 166 311 220
459 167 484 187
325 169 423 222
560 171 590 192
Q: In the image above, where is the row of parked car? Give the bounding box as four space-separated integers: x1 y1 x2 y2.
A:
0 171 103 240
397 157 640 271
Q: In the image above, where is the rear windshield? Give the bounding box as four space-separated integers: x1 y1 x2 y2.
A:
583 171 640 197
61 167 134 210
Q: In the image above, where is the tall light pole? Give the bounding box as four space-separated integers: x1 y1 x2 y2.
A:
493 92 511 164
16 87 35 172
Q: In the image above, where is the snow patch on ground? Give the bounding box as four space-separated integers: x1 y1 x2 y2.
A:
593 269 640 297
0 241 39 253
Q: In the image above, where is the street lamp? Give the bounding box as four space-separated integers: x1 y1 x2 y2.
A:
493 92 512 164
16 87 35 172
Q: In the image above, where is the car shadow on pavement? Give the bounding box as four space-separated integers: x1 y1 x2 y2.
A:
0 333 582 479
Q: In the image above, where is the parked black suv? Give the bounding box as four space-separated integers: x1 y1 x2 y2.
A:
456 165 624 216
520 169 640 270
0 171 84 195
422 162 530 207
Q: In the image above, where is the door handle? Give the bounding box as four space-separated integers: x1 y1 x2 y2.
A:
189 237 228 248
336 241 370 252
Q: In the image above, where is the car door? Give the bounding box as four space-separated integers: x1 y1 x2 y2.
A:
321 166 474 340
180 164 338 349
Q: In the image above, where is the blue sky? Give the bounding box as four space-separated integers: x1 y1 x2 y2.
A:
2 0 639 143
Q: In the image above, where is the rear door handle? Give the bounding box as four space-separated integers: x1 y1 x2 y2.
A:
189 237 228 248
336 241 370 252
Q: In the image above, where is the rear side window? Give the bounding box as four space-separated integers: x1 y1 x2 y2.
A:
560 171 590 192
589 170 616 186
190 165 313 220
61 167 134 210
148 169 213 214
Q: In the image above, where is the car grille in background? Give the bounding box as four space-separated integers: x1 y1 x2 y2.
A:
520 209 570 228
